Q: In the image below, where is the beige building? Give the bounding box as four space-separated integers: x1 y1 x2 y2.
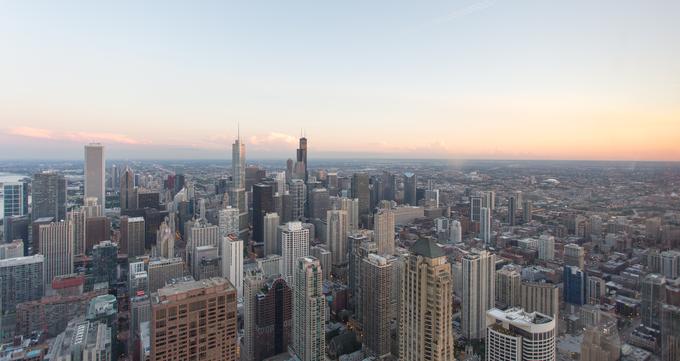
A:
361 254 393 358
520 281 560 320
496 264 521 309
399 239 454 361
150 277 238 361
373 208 395 256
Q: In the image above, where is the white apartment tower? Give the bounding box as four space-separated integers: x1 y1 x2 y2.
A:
291 257 326 361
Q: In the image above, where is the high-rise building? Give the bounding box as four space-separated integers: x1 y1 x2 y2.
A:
0 239 24 259
150 277 238 361
480 206 491 246
289 179 307 221
485 308 556 361
186 219 220 271
661 250 680 279
309 188 329 221
84 143 105 213
538 235 555 261
522 200 533 223
218 206 240 238
147 257 185 293
641 273 666 329
232 134 246 189
335 197 359 231
563 265 587 306
462 250 496 340
374 208 395 256
67 209 87 256
0 255 44 315
482 190 495 211
507 196 517 226
399 239 454 360
580 317 620 361
120 166 137 211
661 304 680 361
361 254 393 358
564 243 585 269
85 215 110 253
586 276 606 304
402 172 417 206
156 217 175 258
295 136 308 182
450 220 462 243
3 181 28 217
263 212 280 256
243 269 267 361
253 183 274 243
121 216 145 257
221 234 243 297
310 246 331 280
470 195 482 222
291 257 325 361
39 221 74 288
352 173 370 225
32 172 67 221
496 264 521 309
46 319 112 360
91 240 118 285
520 281 560 319
280 222 310 282
326 209 348 267
129 294 151 357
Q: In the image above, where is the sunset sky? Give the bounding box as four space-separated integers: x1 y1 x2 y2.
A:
1 0 679 160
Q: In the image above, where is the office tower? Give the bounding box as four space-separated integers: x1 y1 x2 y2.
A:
257 254 283 277
520 281 560 319
349 237 376 319
147 258 185 293
264 212 280 256
486 308 556 361
150 278 238 361
450 220 462 243
482 190 495 211
374 208 395 255
496 265 521 309
310 246 332 280
580 317 621 361
400 172 416 207
192 245 221 280
564 243 585 269
84 143 105 213
514 191 523 209
289 179 307 221
66 209 86 256
85 294 118 358
563 265 587 306
32 171 67 221
221 234 243 297
480 207 491 246
47 319 112 360
3 181 28 217
228 187 248 236
586 276 606 304
186 220 220 270
119 216 144 257
232 134 246 189
327 209 348 267
522 200 533 223
82 196 102 217
470 195 482 222
661 250 680 279
129 268 149 296
379 171 395 201
31 216 54 254
0 239 23 259
294 136 308 182
156 217 175 258
3 215 29 250
661 304 680 361
507 196 517 226
0 255 44 315
538 235 555 261
291 257 325 361
399 239 454 360
281 222 310 281
309 188 329 220
253 183 274 243
244 269 293 361
361 254 393 358
90 240 118 285
335 197 359 231
39 221 74 287
641 273 666 329
119 166 137 211
85 216 110 253
218 206 240 238
352 173 370 224
462 250 496 340
129 294 151 356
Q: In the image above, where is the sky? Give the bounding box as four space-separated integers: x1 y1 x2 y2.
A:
0 0 679 161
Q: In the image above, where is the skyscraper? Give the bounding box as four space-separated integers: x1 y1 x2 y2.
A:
496 264 521 309
296 136 308 182
373 208 395 256
291 257 325 361
289 179 307 221
84 143 105 213
641 273 666 329
309 187 329 220
150 278 238 361
399 239 454 361
2 182 28 217
39 221 74 288
263 212 280 256
661 304 680 361
470 195 482 222
32 171 67 221
520 281 560 319
402 172 417 206
0 255 44 315
507 196 517 226
538 235 555 261
67 208 87 256
120 166 137 211
156 217 175 258
361 254 393 358
352 173 370 225
485 308 556 361
580 317 620 361
450 220 462 243
462 250 496 340
564 243 585 269
252 183 274 243
563 265 587 306
232 133 246 189
326 209 348 268
221 234 243 297
480 206 491 246
281 221 310 282
121 216 145 257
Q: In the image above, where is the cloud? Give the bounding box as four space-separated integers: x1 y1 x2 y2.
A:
5 127 149 145
249 132 298 146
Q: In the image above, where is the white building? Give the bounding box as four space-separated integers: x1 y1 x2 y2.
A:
291 257 325 361
280 222 310 283
538 235 555 261
374 208 395 256
221 234 244 297
462 250 496 340
486 307 556 361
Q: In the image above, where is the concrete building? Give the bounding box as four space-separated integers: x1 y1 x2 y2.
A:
150 278 238 360
147 258 185 293
280 222 310 282
641 273 666 330
0 239 24 259
450 220 462 243
32 171 67 222
256 254 283 277
84 143 105 214
291 257 325 361
220 234 243 297
462 250 496 340
326 209 348 267
480 207 491 246
263 212 280 256
661 250 680 279
121 216 145 257
374 208 395 256
580 318 620 361
352 173 370 225
485 308 556 361
564 243 585 269
538 235 555 261
361 254 393 358
661 304 680 361
496 264 521 309
0 255 44 315
310 246 332 281
520 281 560 319
399 239 454 361
46 319 112 361
39 221 74 288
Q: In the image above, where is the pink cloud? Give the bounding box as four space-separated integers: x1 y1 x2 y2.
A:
249 132 297 146
4 127 149 145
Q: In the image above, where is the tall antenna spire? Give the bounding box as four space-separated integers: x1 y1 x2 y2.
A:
237 121 240 141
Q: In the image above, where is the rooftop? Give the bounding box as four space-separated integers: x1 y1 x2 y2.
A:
412 238 444 258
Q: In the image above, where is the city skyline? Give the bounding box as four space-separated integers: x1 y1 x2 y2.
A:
1 1 679 161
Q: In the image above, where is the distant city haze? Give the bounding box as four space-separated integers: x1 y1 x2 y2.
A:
1 1 679 161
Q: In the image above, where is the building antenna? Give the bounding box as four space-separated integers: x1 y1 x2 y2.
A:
237 121 241 141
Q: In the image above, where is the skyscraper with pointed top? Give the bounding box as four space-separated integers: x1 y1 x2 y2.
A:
232 126 246 190
296 135 308 182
